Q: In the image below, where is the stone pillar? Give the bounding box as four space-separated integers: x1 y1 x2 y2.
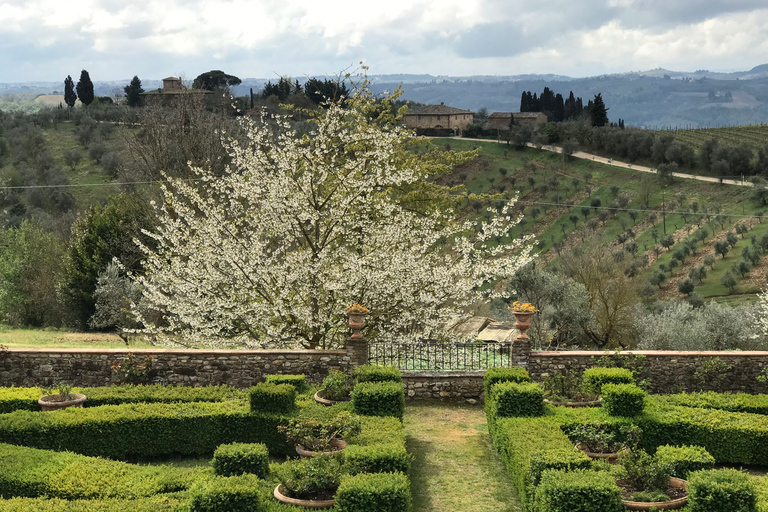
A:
346 337 369 368
511 339 531 369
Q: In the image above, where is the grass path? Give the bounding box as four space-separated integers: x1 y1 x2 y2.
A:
404 402 522 512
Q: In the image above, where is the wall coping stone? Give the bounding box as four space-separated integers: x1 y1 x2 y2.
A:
403 371 484 378
5 348 347 355
533 350 768 357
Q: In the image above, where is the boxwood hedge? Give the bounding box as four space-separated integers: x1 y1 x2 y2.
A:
336 472 411 512
687 469 758 512
581 367 634 395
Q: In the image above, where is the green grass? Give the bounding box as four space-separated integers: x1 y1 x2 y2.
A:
0 326 157 349
404 401 522 512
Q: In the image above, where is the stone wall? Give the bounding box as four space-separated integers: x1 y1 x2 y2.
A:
0 348 352 388
528 350 768 394
402 372 484 403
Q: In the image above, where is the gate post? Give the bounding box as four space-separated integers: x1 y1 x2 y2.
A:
511 339 531 369
345 306 369 369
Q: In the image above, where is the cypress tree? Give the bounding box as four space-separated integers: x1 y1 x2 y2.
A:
64 75 77 108
590 93 609 127
76 69 94 106
124 75 144 107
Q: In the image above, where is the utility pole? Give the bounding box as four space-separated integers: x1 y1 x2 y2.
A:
662 190 667 235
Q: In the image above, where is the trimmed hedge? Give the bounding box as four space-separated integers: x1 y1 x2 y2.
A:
187 474 263 512
534 469 622 512
344 443 411 475
0 402 292 459
264 374 308 393
581 367 634 395
655 445 715 479
354 365 402 384
687 469 758 512
662 392 768 416
0 496 186 511
483 367 531 397
492 382 544 418
351 382 405 420
249 383 296 414
0 443 201 500
212 443 270 478
601 383 645 417
336 472 411 512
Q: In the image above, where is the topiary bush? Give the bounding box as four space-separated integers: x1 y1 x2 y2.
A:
248 382 295 414
483 367 531 397
344 442 411 475
354 365 402 384
212 442 269 478
351 382 405 420
687 468 757 512
265 374 308 393
582 367 634 395
601 383 645 416
492 382 544 417
336 471 411 512
534 469 622 512
655 445 715 480
187 474 263 512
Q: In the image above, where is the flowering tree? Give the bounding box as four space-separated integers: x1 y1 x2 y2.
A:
132 76 534 349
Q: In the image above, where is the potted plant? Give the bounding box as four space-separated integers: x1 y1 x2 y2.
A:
509 301 537 340
314 369 355 405
38 383 87 412
616 448 688 510
278 411 362 458
273 454 343 509
569 424 641 464
543 370 601 407
347 304 369 339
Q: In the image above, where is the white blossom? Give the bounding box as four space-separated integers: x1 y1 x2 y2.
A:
132 76 534 349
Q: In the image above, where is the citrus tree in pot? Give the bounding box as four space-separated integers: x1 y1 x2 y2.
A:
616 448 688 510
278 411 362 458
273 454 344 508
314 369 355 405
568 424 641 464
39 383 87 412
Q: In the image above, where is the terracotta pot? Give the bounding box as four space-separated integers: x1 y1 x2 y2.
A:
313 389 350 407
295 438 348 458
618 477 688 510
512 311 534 340
545 397 602 408
575 443 619 464
274 484 336 509
38 393 87 412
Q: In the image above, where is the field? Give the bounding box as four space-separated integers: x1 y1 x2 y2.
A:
658 124 768 152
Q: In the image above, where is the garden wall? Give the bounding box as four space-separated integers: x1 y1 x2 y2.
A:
0 347 355 388
528 350 768 394
401 371 484 403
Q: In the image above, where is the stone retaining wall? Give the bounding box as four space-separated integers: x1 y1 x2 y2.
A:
528 350 768 394
402 372 484 403
0 348 352 388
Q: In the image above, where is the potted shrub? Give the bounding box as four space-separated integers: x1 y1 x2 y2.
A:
273 454 343 509
617 448 688 510
278 411 362 458
38 383 87 412
314 369 355 405
569 424 641 464
543 369 601 407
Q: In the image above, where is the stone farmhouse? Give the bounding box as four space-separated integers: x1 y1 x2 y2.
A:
403 103 474 135
484 112 548 133
141 76 212 106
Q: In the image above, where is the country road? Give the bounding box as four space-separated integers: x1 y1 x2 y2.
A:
457 137 753 188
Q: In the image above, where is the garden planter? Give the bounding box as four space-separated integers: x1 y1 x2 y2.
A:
295 438 348 458
618 477 688 510
39 393 87 412
274 484 336 509
545 396 602 408
575 443 619 464
313 389 350 406
511 311 533 339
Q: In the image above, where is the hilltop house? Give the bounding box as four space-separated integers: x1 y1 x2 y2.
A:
141 76 212 106
403 103 473 135
485 112 547 133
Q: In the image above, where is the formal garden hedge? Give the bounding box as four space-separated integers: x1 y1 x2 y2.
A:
0 374 411 511
485 368 768 512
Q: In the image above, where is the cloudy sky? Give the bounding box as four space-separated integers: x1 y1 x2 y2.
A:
1 0 767 82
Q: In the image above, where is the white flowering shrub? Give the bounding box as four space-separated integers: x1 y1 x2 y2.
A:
132 74 533 349
89 262 143 330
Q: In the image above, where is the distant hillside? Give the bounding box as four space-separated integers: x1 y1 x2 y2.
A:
2 65 768 127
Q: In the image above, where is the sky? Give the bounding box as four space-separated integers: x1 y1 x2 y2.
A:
1 0 768 83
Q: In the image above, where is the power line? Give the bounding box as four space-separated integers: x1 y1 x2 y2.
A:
0 178 202 191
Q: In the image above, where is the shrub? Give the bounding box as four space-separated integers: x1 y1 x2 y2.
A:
212 442 269 478
631 489 671 502
492 382 544 417
661 392 768 416
687 469 757 512
542 369 588 402
354 365 402 384
322 369 355 401
566 424 641 453
275 454 343 500
602 383 645 416
265 374 308 393
534 469 622 512
618 448 672 492
344 442 411 475
582 367 634 395
248 382 295 414
483 367 531 397
336 472 411 512
655 445 715 479
351 382 405 420
187 474 263 512
278 411 362 451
